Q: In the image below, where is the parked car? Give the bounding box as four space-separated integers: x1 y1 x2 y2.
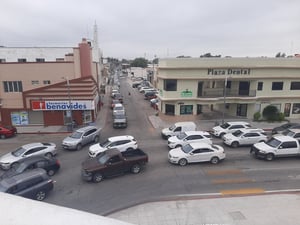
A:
111 99 120 109
0 142 57 170
150 98 159 110
212 121 251 138
139 87 154 93
62 126 101 151
250 135 300 161
88 135 138 157
271 122 300 135
82 148 148 183
0 168 54 201
144 91 157 100
112 93 123 103
168 142 225 166
113 114 127 128
278 128 300 142
113 103 125 116
223 128 267 148
167 131 212 148
0 125 17 139
111 89 119 98
0 156 60 179
161 122 197 139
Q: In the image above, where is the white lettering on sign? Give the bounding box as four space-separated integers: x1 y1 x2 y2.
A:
208 68 250 75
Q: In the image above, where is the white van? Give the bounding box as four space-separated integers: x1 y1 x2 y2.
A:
161 122 196 139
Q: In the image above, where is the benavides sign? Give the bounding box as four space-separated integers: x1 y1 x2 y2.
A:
31 100 94 111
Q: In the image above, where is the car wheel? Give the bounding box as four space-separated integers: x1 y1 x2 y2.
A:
45 152 53 158
0 134 6 139
10 162 19 169
126 147 134 151
93 173 103 183
47 169 55 176
220 133 225 138
265 153 274 161
210 157 220 164
94 136 99 143
231 141 239 148
76 144 82 151
178 158 188 166
35 190 47 201
131 164 141 174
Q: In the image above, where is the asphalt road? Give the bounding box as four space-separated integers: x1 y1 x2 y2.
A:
1 77 300 216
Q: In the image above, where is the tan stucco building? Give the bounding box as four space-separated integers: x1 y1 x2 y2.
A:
0 38 105 126
156 57 300 119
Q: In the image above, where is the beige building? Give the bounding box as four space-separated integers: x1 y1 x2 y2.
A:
156 57 300 120
0 38 105 126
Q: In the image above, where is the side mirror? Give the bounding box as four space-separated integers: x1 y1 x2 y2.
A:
190 152 194 155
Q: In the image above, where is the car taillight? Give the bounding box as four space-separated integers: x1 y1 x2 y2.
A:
56 159 60 166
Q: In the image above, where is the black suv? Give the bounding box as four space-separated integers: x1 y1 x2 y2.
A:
0 168 54 201
0 156 60 180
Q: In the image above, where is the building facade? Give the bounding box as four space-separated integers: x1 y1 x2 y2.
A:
0 38 104 126
156 57 300 119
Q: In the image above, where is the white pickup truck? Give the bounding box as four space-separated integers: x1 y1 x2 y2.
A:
250 135 300 161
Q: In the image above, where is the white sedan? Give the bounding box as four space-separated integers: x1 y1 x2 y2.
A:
167 131 212 148
168 142 225 166
0 142 57 170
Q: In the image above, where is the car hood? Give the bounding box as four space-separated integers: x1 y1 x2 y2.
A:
82 157 104 171
89 143 106 153
169 148 186 157
253 142 273 150
213 126 224 132
0 152 19 164
168 136 179 143
223 133 236 140
162 128 171 134
62 136 80 144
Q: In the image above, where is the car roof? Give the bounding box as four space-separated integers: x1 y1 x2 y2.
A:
273 135 298 141
0 168 48 189
21 143 47 149
183 131 210 135
108 135 134 141
237 128 264 133
114 103 123 107
75 126 98 133
225 121 250 125
286 128 300 133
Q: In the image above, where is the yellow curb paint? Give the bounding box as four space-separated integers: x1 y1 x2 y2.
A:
220 188 265 195
212 178 254 184
205 169 242 176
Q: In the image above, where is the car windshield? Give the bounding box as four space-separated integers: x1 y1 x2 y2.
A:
12 147 27 157
114 106 123 110
232 130 243 137
181 144 193 153
266 137 281 148
114 115 125 119
211 145 219 150
176 132 187 140
70 131 82 139
98 154 110 164
285 131 296 137
14 163 28 173
100 140 111 148
220 123 230 129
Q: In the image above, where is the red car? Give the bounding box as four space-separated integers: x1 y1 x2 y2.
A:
0 125 17 139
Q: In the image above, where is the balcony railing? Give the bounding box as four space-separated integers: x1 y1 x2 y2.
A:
201 88 256 98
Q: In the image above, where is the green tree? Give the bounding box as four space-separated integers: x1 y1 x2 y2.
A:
262 105 280 121
130 58 148 68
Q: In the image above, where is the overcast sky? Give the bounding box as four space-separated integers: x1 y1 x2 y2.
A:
1 0 300 60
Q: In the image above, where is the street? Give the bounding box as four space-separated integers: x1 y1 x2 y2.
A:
1 77 300 216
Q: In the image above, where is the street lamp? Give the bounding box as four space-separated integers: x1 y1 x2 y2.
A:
62 77 73 131
222 75 228 124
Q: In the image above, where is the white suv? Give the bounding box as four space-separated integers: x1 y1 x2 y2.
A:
168 131 212 148
88 135 138 157
223 128 267 148
212 121 251 138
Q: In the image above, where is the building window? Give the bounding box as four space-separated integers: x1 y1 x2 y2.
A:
0 58 6 63
180 105 193 115
36 58 45 62
3 81 23 92
272 82 283 90
43 80 51 85
56 58 64 61
31 80 39 85
290 82 300 90
257 82 263 91
163 79 177 91
18 58 27 62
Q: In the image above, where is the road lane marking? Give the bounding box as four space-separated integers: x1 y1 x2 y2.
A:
205 169 242 176
212 178 254 184
220 188 265 195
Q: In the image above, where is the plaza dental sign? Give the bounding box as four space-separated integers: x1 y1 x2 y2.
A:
31 100 94 111
208 68 250 75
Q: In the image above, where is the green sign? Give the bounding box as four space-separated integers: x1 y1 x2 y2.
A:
181 90 192 97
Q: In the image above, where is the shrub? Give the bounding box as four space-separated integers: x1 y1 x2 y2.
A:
253 111 261 121
278 112 285 121
262 105 280 121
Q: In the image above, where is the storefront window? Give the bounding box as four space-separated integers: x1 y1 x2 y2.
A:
83 111 92 124
180 105 193 115
11 111 29 125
